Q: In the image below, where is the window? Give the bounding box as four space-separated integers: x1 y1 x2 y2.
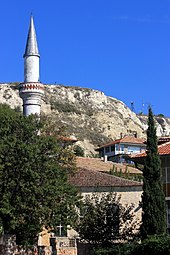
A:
111 145 115 152
99 150 104 157
115 144 124 152
120 144 124 151
105 147 110 153
128 146 141 153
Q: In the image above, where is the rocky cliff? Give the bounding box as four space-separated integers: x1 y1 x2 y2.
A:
1 83 170 155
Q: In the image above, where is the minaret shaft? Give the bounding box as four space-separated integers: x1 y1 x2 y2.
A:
24 56 40 82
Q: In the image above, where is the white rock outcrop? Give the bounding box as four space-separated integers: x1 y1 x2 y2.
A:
1 83 169 155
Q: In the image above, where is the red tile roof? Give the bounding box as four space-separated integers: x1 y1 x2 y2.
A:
59 136 77 142
68 168 142 188
76 157 142 174
132 141 170 159
96 136 145 150
158 137 170 145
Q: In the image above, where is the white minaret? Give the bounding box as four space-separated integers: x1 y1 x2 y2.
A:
19 15 44 116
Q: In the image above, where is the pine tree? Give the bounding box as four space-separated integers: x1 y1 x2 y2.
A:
140 107 166 239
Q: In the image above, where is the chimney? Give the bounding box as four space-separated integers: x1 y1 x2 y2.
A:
104 155 108 162
134 132 137 138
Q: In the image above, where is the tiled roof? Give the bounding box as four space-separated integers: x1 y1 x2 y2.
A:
59 136 77 142
159 141 170 155
76 157 142 174
68 168 142 188
96 136 146 150
158 136 170 145
132 141 170 159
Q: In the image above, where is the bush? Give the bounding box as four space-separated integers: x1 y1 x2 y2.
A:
74 145 85 157
134 235 170 255
50 100 81 114
94 235 170 255
94 243 137 255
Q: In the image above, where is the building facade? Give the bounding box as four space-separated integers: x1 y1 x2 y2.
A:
96 135 146 163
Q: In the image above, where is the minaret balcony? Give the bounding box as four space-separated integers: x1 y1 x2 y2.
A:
19 82 44 94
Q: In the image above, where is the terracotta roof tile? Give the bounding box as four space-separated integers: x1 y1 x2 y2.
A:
96 136 145 150
59 136 77 142
159 141 170 155
76 157 142 174
68 168 142 187
132 141 170 159
120 136 145 144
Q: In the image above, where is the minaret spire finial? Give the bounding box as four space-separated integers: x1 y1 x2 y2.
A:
24 15 40 58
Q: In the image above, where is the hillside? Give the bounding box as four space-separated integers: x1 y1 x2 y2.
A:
1 83 170 155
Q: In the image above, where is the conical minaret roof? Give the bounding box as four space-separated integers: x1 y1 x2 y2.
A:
24 15 40 57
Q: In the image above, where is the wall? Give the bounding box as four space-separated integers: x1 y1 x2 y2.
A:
80 186 142 225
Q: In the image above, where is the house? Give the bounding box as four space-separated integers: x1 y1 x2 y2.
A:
38 158 143 253
69 157 143 231
131 141 170 230
68 165 142 199
68 166 142 238
95 135 146 163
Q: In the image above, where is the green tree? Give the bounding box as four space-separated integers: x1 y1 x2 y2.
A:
74 145 85 157
76 193 137 247
0 104 80 244
140 107 166 239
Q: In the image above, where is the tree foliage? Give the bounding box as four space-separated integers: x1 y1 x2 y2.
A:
74 145 85 157
95 235 170 255
0 104 80 244
140 107 166 239
76 192 138 247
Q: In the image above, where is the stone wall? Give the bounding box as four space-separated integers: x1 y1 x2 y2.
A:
77 242 94 255
0 235 77 255
0 235 40 255
54 237 77 255
0 235 17 255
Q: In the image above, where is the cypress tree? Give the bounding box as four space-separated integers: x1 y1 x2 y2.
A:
140 107 166 239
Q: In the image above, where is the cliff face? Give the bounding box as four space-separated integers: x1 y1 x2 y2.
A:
0 83 169 155
137 114 170 137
